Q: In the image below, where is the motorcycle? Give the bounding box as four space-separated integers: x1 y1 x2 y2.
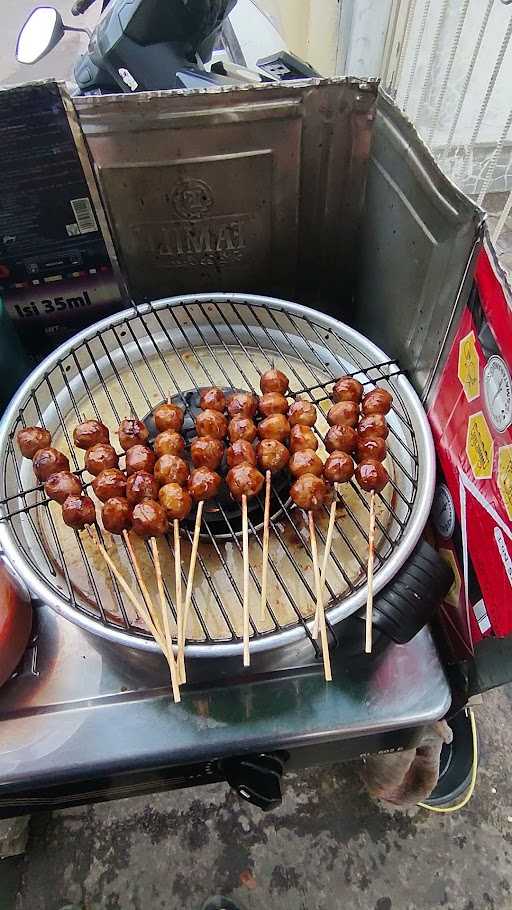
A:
16 0 319 95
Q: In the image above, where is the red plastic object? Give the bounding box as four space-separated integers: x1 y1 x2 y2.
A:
428 238 512 658
0 558 32 687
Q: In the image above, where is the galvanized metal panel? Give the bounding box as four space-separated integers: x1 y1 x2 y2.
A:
74 79 378 307
356 90 484 402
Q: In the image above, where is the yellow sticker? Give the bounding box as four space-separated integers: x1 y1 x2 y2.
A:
438 548 462 608
458 331 480 402
466 412 494 480
498 445 512 520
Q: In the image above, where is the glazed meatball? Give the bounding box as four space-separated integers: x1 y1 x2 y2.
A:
200 387 226 413
228 416 258 444
153 402 184 433
62 494 96 529
102 497 133 535
125 444 156 476
260 369 289 395
17 426 52 460
187 467 222 502
227 391 258 419
258 392 288 418
126 470 159 505
73 420 109 450
44 471 82 505
190 436 224 470
358 414 389 440
118 418 149 451
324 452 354 484
154 454 189 487
332 376 364 403
226 439 257 468
327 401 359 427
289 425 318 453
226 463 265 500
33 448 70 482
92 468 127 503
355 458 389 493
289 448 324 479
361 388 393 416
290 474 329 512
85 443 118 476
195 409 228 440
132 499 169 537
325 424 357 454
355 436 387 463
256 439 290 474
158 483 193 521
287 399 317 427
154 430 185 458
258 414 290 442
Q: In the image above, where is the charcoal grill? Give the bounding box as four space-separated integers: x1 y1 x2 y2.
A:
0 293 435 661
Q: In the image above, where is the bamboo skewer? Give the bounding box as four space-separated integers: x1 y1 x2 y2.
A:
260 469 271 622
179 499 204 682
365 490 376 654
122 530 165 644
313 483 339 639
174 519 184 684
242 493 250 667
308 511 332 682
87 527 165 652
151 537 180 703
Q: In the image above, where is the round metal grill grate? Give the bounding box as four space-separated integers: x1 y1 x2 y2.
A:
0 294 435 658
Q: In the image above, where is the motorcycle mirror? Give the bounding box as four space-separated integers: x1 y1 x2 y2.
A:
16 7 65 64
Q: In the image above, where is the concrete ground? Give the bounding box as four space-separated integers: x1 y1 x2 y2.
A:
1 684 512 910
1 0 96 88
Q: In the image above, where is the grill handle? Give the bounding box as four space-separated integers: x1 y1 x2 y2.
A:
221 752 288 811
371 539 454 644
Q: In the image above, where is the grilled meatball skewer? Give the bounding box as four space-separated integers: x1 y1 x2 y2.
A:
122 500 180 703
70 414 178 700
62 494 96 529
176 466 223 682
354 389 392 655
256 439 290 622
319 451 356 626
114 404 182 696
151 430 190 683
332 376 363 403
289 473 332 682
17 426 52 459
158 480 191 685
200 387 226 413
33 448 70 482
260 368 289 395
73 420 109 450
45 471 82 504
227 461 265 667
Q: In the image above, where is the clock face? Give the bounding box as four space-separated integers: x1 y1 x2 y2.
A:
432 483 456 539
484 356 512 433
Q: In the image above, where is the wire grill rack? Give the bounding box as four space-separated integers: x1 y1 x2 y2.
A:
0 294 432 658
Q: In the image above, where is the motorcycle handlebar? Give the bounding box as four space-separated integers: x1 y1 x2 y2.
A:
72 0 110 15
71 0 96 14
